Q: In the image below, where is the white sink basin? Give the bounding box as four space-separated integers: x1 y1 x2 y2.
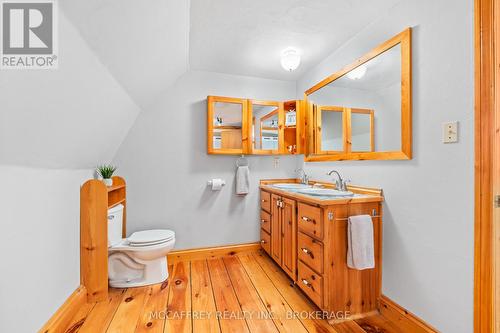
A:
272 183 311 190
297 188 354 197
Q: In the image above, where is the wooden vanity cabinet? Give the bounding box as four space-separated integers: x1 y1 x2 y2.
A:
260 181 383 319
259 191 297 280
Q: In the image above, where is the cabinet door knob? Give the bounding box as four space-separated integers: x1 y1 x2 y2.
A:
261 219 266 223
261 199 267 203
261 240 266 244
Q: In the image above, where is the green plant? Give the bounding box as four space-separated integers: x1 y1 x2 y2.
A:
96 164 117 179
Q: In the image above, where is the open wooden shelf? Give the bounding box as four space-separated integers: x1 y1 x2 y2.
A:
107 184 125 192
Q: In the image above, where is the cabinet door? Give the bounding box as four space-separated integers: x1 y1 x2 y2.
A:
270 194 282 264
248 100 283 155
207 96 249 154
281 197 297 280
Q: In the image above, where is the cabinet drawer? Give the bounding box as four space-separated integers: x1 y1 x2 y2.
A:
261 190 271 213
298 203 323 239
297 232 324 274
298 261 323 308
260 210 271 233
260 229 271 255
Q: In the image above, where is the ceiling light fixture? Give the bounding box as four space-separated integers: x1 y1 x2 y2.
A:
280 48 301 72
347 64 367 80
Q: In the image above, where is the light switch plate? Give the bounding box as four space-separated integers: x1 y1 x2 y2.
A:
443 121 458 143
273 157 280 168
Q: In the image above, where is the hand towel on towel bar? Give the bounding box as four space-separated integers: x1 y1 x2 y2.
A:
236 165 250 195
347 215 375 270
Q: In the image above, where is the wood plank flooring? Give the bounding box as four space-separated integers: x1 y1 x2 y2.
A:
63 250 404 333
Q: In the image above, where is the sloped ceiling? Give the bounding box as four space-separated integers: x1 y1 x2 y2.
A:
0 9 140 169
189 0 401 80
60 0 190 110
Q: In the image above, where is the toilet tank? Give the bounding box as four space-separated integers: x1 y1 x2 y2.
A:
108 204 124 246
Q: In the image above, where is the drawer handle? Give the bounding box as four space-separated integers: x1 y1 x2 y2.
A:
301 247 315 259
261 239 266 244
261 199 267 203
301 279 315 291
301 216 316 224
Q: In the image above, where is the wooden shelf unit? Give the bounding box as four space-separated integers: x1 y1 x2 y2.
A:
80 176 126 302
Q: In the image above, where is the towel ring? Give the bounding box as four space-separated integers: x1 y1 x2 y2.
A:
236 155 249 167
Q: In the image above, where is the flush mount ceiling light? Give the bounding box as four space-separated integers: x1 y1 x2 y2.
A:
280 48 301 72
347 64 367 80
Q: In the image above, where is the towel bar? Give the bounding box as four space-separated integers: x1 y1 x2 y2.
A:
335 215 381 221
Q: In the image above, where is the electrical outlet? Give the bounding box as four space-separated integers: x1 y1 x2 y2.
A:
443 121 458 143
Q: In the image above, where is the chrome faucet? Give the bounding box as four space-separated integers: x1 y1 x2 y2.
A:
295 168 309 185
328 170 349 191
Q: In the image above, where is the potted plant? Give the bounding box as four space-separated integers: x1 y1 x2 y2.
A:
96 164 117 186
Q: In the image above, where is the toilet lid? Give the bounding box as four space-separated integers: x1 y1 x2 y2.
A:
127 229 175 246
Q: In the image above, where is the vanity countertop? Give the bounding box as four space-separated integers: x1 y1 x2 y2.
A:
260 179 383 206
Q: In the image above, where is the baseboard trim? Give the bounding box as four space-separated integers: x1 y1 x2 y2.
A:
379 295 438 332
167 242 260 263
39 285 87 333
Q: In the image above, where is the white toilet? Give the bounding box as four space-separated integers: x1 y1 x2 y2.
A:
107 204 175 288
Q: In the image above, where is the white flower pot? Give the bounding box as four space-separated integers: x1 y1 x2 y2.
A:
103 178 113 186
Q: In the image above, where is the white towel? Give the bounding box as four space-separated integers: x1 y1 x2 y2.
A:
347 215 375 270
236 165 250 195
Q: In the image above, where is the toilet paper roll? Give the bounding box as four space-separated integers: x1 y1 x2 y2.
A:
209 178 225 191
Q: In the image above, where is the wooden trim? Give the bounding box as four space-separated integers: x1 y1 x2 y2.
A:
167 242 260 263
304 150 410 162
305 28 411 96
304 28 412 162
379 295 438 333
38 286 87 333
474 0 496 331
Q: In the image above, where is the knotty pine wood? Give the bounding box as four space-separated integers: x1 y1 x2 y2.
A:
167 242 260 263
474 0 497 331
80 176 127 303
53 250 434 333
378 295 438 333
39 286 88 333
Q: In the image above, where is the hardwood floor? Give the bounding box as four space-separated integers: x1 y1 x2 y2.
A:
63 251 404 333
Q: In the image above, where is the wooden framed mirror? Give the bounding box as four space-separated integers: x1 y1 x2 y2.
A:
305 28 412 161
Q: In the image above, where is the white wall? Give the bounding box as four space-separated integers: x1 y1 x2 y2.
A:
0 7 142 333
113 70 300 249
297 0 473 331
0 166 92 333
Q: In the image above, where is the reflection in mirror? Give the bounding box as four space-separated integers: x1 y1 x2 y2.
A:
320 107 344 152
212 102 243 150
252 104 279 151
351 109 374 152
309 44 401 153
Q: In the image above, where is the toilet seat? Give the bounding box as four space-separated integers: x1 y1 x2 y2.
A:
128 229 175 246
109 229 175 252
